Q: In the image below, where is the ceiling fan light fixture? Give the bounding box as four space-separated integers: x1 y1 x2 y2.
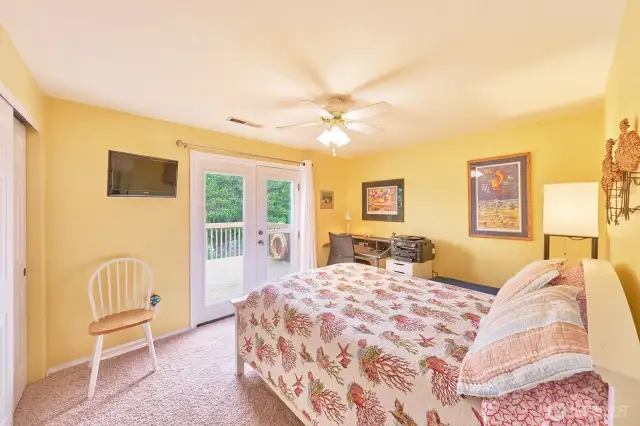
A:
278 98 391 152
317 129 333 146
330 126 350 147
317 126 351 147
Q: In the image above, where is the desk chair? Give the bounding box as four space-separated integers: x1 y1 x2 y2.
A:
327 233 355 265
87 258 157 399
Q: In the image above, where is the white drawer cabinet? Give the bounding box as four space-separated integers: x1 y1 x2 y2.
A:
386 259 433 279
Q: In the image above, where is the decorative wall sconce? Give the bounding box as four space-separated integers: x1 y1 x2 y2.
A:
601 118 640 225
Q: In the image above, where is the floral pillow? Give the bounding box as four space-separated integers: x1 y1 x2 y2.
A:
493 259 565 305
482 372 608 425
550 263 585 287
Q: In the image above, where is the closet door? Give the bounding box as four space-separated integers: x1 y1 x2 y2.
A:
12 118 26 409
0 97 15 426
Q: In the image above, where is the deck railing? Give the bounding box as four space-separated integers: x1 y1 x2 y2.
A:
206 222 289 260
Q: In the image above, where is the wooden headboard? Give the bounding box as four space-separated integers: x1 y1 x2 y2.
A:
583 259 640 425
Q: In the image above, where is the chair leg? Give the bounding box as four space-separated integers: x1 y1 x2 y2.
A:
88 337 100 370
88 335 103 399
142 322 157 372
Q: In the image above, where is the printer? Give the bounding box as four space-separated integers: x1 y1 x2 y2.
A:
390 235 435 263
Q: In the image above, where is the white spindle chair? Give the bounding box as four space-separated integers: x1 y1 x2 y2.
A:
87 258 157 399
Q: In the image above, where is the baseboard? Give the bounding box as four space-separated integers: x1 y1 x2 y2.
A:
196 313 234 327
45 326 191 376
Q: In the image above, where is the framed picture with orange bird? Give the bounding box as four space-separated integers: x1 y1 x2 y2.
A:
468 152 531 240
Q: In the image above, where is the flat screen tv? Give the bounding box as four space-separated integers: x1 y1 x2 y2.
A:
107 150 178 197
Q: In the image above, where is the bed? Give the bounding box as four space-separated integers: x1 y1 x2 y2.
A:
230 260 640 425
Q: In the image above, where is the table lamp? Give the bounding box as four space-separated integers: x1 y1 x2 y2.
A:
346 211 351 234
543 182 599 259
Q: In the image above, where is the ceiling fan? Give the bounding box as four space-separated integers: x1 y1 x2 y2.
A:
276 98 391 152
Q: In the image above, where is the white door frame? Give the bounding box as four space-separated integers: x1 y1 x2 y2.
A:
0 87 40 133
189 152 257 327
189 151 299 328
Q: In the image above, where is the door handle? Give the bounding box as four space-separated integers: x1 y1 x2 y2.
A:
23 268 26 277
258 230 264 235
258 240 264 246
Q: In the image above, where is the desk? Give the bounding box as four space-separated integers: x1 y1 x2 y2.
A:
323 234 391 267
354 245 390 267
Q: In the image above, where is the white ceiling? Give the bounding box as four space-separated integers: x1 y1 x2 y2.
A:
0 0 626 156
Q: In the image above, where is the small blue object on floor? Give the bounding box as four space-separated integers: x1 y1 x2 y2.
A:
430 276 499 295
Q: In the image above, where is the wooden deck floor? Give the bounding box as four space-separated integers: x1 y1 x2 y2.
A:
205 256 292 305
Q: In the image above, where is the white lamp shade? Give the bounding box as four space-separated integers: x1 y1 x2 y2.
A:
317 127 351 147
317 130 332 146
543 182 599 237
330 127 350 147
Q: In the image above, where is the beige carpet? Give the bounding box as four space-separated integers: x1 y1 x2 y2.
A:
14 318 303 426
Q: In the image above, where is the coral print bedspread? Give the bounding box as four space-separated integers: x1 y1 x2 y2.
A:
238 264 494 426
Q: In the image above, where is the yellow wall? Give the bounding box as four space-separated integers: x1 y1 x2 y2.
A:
43 98 345 368
25 128 47 382
605 0 640 331
0 25 44 126
345 105 605 287
307 152 349 265
0 23 48 381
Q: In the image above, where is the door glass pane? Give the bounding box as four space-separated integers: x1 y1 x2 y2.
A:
267 232 291 280
265 180 294 280
205 173 245 305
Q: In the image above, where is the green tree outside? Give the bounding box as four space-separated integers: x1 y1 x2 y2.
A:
205 174 291 224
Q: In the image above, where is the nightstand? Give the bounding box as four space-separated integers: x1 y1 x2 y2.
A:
386 259 433 279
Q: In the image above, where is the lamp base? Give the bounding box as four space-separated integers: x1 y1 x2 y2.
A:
543 234 598 260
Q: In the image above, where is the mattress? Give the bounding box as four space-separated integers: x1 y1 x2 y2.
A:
238 263 495 426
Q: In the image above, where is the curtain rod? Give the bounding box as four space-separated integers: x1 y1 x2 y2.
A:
175 140 305 165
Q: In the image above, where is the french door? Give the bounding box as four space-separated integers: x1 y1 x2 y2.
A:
190 153 300 326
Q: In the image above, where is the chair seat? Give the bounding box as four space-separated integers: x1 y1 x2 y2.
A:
88 308 154 336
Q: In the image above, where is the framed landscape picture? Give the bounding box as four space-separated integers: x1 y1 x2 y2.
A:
319 190 334 209
362 178 404 222
468 153 531 240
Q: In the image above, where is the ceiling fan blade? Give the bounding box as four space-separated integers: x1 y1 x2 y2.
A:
300 100 333 118
276 121 323 129
344 101 391 120
345 121 384 134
